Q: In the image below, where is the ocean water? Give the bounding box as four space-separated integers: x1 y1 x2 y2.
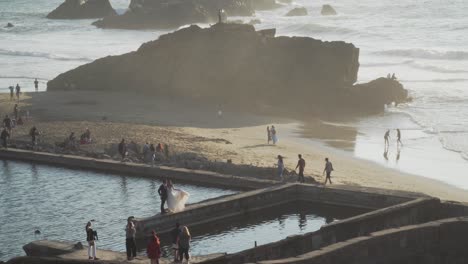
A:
1 0 467 185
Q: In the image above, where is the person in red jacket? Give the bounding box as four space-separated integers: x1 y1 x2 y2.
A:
147 230 161 264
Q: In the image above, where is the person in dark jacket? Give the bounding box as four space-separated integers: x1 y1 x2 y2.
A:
147 230 161 264
178 226 191 262
86 221 98 260
158 180 168 213
170 222 181 262
125 217 137 260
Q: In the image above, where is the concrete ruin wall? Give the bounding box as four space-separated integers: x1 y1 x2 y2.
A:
255 217 468 264
0 148 273 190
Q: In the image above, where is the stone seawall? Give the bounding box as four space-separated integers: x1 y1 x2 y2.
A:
0 148 274 190
201 197 441 264
256 217 468 264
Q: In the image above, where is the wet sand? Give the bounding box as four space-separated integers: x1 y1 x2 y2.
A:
1 91 468 202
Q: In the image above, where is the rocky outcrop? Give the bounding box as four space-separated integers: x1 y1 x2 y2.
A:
250 0 281 10
47 24 408 115
285 7 308 16
5 22 14 28
321 4 337 16
93 0 254 29
47 0 116 19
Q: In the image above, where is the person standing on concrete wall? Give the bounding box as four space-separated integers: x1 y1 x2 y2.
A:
277 155 285 181
295 154 306 183
323 158 334 185
170 222 181 262
158 180 168 213
118 138 127 161
1 127 10 148
125 217 137 261
178 226 191 263
147 230 161 264
86 222 98 260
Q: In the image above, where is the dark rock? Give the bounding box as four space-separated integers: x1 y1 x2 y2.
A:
73 242 84 250
94 0 254 30
47 0 116 19
321 4 337 16
5 22 14 28
285 7 307 16
248 18 261 25
47 24 408 115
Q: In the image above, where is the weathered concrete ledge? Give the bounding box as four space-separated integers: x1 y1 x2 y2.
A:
134 183 427 239
0 148 275 190
20 240 222 264
256 217 468 264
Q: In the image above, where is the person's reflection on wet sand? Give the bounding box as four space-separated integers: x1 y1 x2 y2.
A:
396 149 401 162
383 149 389 161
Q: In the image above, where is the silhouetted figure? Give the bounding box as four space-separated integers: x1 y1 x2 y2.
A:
9 86 14 100
34 78 39 92
323 157 334 185
1 127 10 148
3 115 12 133
267 126 271 144
295 154 306 183
118 139 126 161
30 126 39 147
391 73 396 80
13 104 19 120
158 180 168 213
15 84 20 101
384 129 390 150
396 128 402 147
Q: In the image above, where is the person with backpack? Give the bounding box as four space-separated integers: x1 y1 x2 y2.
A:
323 158 334 185
146 230 161 264
86 221 98 260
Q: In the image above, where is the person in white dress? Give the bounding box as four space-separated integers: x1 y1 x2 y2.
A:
166 180 190 213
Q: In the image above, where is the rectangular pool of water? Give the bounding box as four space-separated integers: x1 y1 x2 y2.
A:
137 202 368 257
0 160 238 261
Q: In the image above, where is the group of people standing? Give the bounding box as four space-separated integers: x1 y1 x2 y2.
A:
8 79 39 101
267 125 278 145
277 154 334 184
384 128 403 150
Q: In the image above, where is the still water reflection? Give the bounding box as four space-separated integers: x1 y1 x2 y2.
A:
0 160 237 261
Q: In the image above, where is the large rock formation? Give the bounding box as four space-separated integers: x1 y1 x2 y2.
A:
321 4 337 16
285 7 308 16
47 0 116 19
47 24 408 115
93 0 255 29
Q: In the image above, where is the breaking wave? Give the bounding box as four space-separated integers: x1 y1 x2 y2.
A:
373 49 468 60
0 48 93 62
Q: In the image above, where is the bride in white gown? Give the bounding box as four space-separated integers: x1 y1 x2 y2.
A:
166 180 190 213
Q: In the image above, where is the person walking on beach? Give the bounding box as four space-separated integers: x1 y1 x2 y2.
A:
86 222 98 260
158 180 168 213
15 83 20 101
34 78 39 92
170 222 181 262
125 217 137 261
147 230 161 264
178 226 191 263
1 127 10 148
118 139 127 161
323 158 334 185
295 154 306 183
267 126 271 144
9 86 14 101
277 155 284 181
13 104 19 120
384 129 390 149
271 125 278 145
396 128 402 147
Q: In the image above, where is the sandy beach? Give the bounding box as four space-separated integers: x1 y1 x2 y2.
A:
1 91 468 202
